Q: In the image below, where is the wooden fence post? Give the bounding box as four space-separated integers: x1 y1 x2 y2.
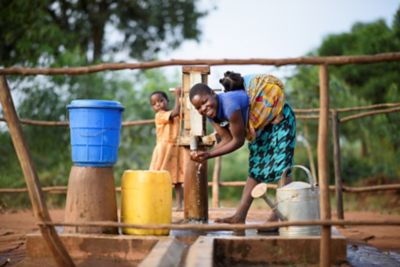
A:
0 76 75 267
212 157 221 208
332 110 344 220
298 127 317 182
318 65 332 267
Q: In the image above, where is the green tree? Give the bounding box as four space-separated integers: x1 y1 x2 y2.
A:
318 19 400 103
0 0 207 65
288 6 400 182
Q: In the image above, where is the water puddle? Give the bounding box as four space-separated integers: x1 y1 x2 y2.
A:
347 244 400 267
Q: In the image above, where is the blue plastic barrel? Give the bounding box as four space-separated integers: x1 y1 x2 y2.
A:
67 100 124 167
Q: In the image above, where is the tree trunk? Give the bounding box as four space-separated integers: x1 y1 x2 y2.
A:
88 0 110 62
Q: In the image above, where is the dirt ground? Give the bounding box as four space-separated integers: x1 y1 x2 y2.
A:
0 208 399 266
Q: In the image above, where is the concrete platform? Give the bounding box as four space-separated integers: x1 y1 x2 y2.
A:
209 235 346 266
20 209 347 266
22 229 346 266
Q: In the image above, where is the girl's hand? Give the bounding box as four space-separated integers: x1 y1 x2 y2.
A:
174 87 182 97
190 151 210 162
170 87 183 118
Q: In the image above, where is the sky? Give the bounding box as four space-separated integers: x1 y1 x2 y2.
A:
158 0 399 88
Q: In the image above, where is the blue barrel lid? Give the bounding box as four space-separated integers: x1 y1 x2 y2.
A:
67 99 124 110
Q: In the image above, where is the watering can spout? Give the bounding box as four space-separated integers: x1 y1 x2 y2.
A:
251 183 287 221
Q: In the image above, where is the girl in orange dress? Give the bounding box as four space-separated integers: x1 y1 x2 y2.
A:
149 88 185 210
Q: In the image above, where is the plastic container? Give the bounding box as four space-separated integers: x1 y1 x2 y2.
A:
67 100 124 167
121 170 172 235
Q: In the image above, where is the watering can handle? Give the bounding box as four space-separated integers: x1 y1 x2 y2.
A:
281 165 317 188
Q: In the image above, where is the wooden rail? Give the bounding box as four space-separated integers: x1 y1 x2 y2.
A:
340 106 400 123
0 117 155 127
38 218 400 231
294 102 400 113
1 103 398 127
1 52 399 75
2 183 399 194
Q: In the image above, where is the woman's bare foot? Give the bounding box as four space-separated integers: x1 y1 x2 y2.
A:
214 214 245 224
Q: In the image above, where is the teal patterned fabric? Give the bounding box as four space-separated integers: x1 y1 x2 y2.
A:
248 103 296 182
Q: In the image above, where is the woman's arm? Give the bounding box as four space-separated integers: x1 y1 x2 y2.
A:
191 110 246 162
209 110 246 157
209 121 232 150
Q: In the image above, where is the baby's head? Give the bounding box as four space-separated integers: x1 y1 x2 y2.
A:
219 71 244 92
189 83 218 118
150 91 169 113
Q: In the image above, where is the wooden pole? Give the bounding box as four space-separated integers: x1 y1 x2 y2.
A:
184 159 208 222
332 111 344 220
301 125 318 181
212 157 222 208
0 76 75 267
318 65 331 267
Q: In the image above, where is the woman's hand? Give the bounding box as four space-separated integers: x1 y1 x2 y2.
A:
190 151 210 162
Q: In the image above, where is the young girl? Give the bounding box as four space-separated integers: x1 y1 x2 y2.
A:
149 88 185 210
189 71 296 224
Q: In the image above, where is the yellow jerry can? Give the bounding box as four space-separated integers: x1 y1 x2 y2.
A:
121 170 172 235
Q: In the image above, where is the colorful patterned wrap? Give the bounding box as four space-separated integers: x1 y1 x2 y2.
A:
245 74 285 141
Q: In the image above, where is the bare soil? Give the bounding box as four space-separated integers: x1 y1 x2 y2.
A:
0 208 399 266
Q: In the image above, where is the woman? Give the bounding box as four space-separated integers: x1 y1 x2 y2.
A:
189 71 296 224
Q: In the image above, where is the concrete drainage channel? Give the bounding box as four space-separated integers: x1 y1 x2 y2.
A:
22 232 348 266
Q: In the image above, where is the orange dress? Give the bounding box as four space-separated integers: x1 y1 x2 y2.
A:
149 110 185 184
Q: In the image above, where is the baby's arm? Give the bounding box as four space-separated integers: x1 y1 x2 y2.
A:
170 87 182 119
